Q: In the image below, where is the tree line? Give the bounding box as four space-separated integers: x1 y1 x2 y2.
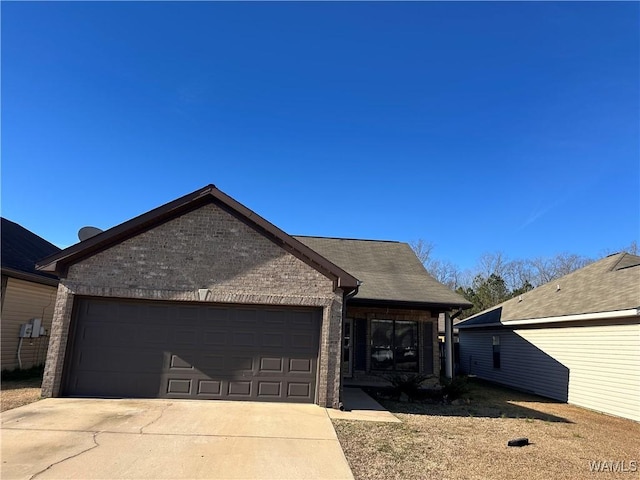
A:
410 239 638 318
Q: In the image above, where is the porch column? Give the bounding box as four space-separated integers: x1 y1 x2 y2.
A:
444 311 454 380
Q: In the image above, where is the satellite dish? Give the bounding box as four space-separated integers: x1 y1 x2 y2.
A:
78 226 103 242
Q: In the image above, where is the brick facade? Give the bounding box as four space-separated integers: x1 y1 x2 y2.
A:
42 202 344 407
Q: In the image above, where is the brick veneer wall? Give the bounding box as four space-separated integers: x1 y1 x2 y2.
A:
42 202 344 408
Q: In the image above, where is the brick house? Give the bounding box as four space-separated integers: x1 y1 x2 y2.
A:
38 185 470 408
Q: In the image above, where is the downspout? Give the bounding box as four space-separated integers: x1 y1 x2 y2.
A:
444 308 463 380
338 281 361 411
17 337 24 370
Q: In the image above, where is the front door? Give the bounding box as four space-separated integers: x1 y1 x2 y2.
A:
343 318 353 377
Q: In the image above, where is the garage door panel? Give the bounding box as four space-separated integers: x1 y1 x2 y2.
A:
176 305 199 320
203 307 229 322
202 330 228 346
83 300 114 320
197 379 223 396
290 310 316 326
287 383 312 399
260 357 284 373
232 331 257 347
257 381 282 398
174 329 198 345
70 372 162 398
64 298 320 403
169 354 195 370
234 309 258 326
148 305 171 321
198 354 226 372
263 310 287 325
289 358 313 373
167 378 193 395
228 381 252 397
75 347 163 373
291 332 315 349
262 332 285 348
118 304 141 321
143 327 169 345
229 355 255 372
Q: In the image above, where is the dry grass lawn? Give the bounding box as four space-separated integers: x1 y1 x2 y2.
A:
1 378 42 412
333 379 639 480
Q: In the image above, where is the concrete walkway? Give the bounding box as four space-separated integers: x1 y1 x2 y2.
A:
1 398 354 480
327 387 400 423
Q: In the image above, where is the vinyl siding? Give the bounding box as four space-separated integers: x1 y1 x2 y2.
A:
459 320 640 422
459 328 570 401
1 278 57 370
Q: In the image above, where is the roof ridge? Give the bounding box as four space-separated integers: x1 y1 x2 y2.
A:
293 235 401 243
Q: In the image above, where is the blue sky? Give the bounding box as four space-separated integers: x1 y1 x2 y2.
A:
2 2 638 271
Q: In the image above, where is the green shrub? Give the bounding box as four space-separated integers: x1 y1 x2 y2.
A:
381 373 431 401
441 375 470 401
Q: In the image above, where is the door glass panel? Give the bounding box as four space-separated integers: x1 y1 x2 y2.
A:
394 321 418 372
371 320 394 370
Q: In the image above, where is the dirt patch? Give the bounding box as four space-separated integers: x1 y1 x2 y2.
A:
333 379 640 480
1 378 43 412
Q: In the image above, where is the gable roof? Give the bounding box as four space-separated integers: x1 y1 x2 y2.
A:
36 185 359 291
1 217 61 285
294 236 472 309
458 252 640 328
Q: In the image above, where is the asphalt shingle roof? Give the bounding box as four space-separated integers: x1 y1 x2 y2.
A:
294 236 471 308
1 218 61 281
458 252 640 327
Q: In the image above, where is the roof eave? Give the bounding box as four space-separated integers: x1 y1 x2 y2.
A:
348 297 472 311
1 267 59 286
458 307 640 329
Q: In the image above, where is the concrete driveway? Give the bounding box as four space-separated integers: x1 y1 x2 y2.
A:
1 398 354 480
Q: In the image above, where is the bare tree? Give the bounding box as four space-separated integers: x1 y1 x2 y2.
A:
409 239 464 289
600 240 638 257
410 239 604 298
476 251 508 280
503 259 535 292
529 253 592 285
409 239 435 265
427 258 464 290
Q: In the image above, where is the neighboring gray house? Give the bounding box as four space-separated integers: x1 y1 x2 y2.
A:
37 185 469 408
457 253 640 422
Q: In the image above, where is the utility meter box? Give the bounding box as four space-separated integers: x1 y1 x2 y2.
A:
19 323 33 338
30 318 42 338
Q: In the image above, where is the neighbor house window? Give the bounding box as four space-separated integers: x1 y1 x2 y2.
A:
492 335 501 369
371 319 418 372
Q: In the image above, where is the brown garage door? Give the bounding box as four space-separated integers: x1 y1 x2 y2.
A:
63 297 321 403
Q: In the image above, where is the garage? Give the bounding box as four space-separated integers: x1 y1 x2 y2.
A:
63 297 321 403
38 186 360 407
